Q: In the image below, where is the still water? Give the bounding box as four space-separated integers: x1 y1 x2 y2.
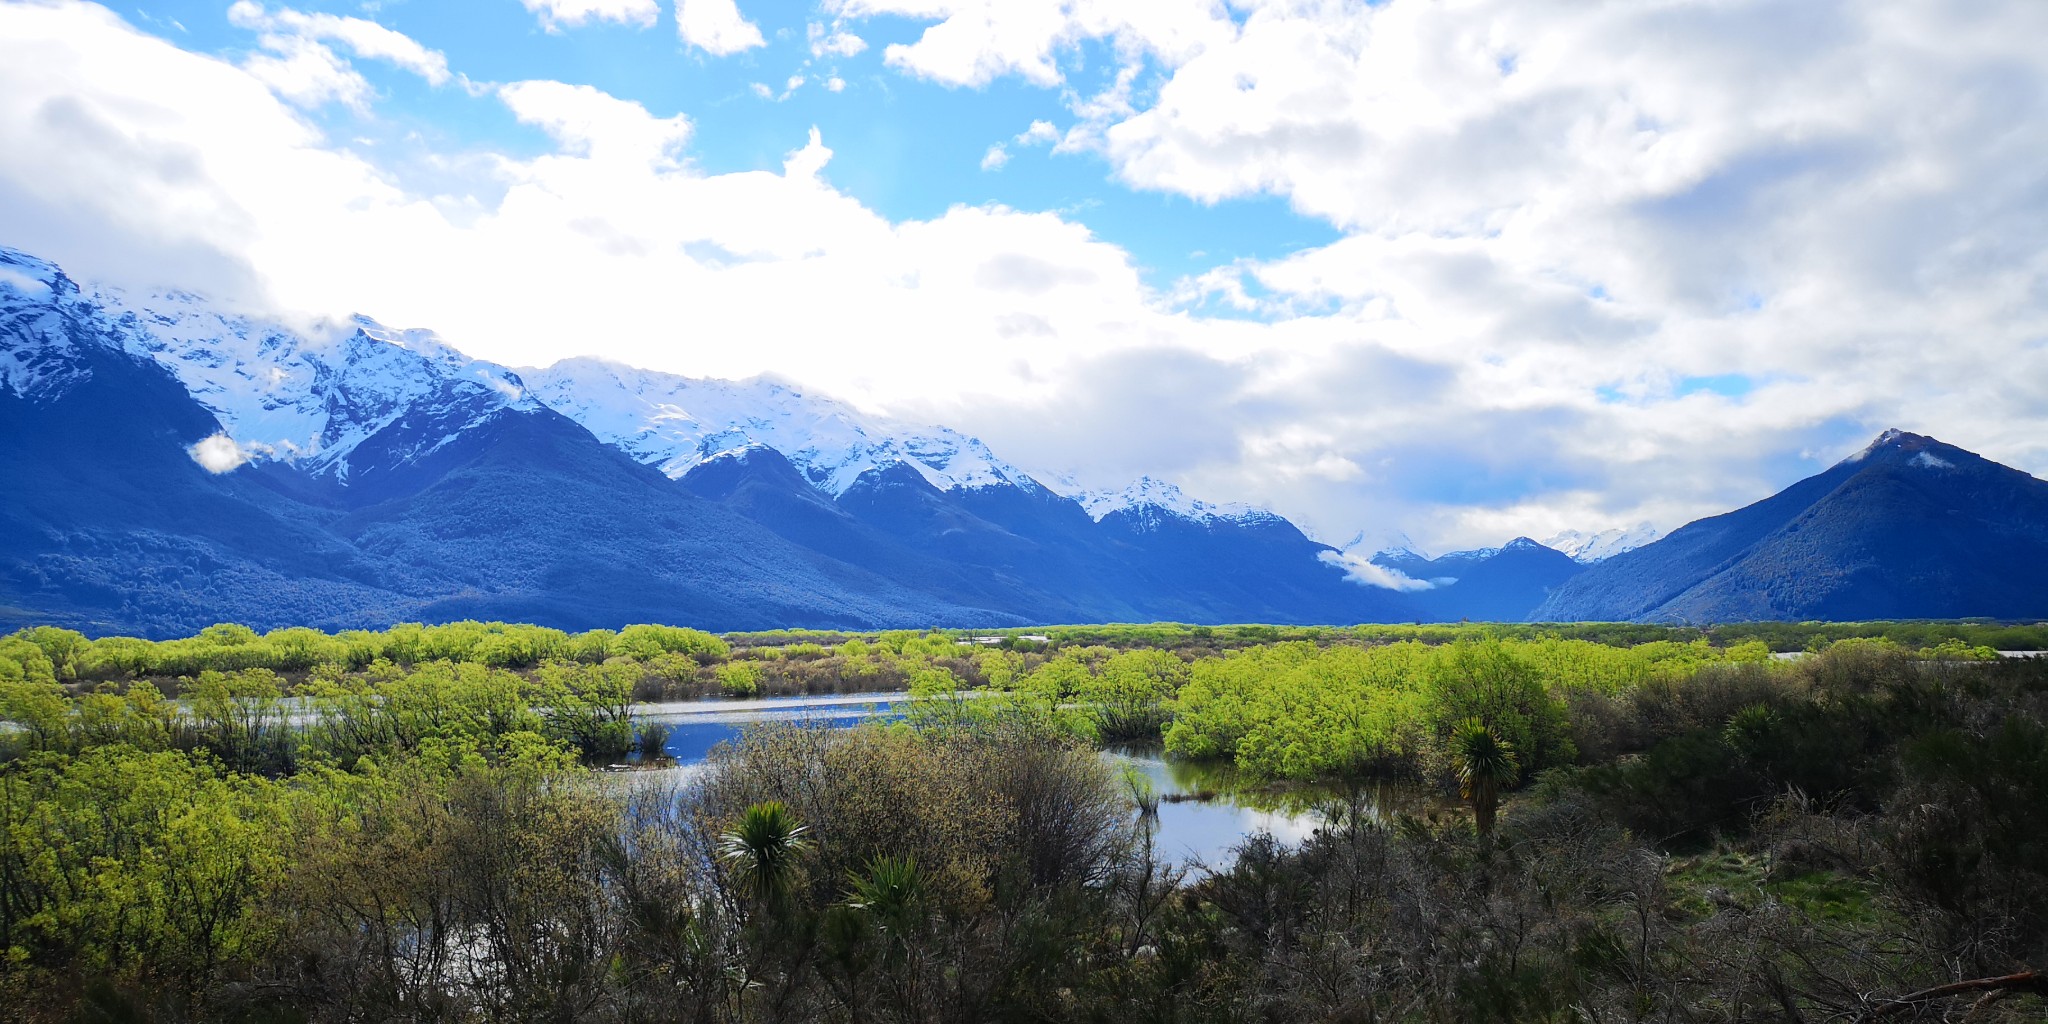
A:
630 692 1434 871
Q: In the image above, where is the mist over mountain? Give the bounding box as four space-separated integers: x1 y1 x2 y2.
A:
1372 539 1587 622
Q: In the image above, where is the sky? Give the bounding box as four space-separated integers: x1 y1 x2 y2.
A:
1 0 2045 556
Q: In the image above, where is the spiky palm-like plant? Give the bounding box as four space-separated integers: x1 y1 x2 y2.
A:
718 800 812 904
1451 718 1520 838
846 855 928 941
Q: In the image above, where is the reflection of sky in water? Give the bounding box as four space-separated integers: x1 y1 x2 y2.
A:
1104 749 1324 869
639 695 1367 874
655 709 902 762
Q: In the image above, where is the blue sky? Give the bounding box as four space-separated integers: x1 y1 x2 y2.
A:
1 0 2044 555
128 0 1336 288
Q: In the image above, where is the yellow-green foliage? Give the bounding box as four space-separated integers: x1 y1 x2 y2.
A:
717 661 764 697
1166 638 1777 780
1 748 290 993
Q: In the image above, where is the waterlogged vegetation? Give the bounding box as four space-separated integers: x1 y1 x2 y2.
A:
0 618 2045 1020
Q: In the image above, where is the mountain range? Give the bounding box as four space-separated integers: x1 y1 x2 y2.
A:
0 247 1421 635
5 245 2045 635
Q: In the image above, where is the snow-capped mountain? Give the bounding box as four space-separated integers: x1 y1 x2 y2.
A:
522 357 1041 497
90 296 537 482
1058 475 1278 526
1542 522 1662 563
5 244 1423 633
3 246 541 485
0 250 96 403
11 243 1291 535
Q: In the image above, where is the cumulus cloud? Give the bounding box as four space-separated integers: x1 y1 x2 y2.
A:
188 433 251 473
979 144 1008 171
676 0 764 56
833 0 2048 549
1015 119 1058 146
808 23 866 58
3 0 2046 556
519 0 661 32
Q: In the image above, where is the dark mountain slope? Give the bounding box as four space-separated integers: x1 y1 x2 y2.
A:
679 447 1084 619
1535 431 2048 622
1373 539 1584 622
0 302 425 635
1092 507 1420 625
325 408 1018 632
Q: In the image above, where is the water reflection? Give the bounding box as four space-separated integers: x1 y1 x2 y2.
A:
1103 745 1439 869
629 694 1442 873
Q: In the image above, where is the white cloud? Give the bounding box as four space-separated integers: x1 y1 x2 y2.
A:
825 76 846 92
4 0 2047 557
979 144 1007 170
1015 119 1058 146
189 433 251 473
808 22 867 58
833 0 1231 88
518 0 661 32
676 0 764 56
240 32 371 110
831 0 2048 550
229 2 451 87
0 267 50 296
1317 550 1435 592
499 80 693 166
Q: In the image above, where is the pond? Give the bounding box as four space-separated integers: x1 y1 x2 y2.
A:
630 692 1442 872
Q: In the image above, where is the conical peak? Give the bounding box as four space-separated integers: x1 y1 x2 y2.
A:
1844 428 1954 466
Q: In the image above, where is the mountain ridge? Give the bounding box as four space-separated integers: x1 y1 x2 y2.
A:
1534 430 2048 622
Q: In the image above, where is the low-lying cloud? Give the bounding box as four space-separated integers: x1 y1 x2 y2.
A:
188 433 251 474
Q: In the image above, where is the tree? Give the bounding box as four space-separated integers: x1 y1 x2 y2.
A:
718 801 812 906
1450 718 1519 838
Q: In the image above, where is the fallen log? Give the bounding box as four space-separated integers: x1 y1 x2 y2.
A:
1867 971 2044 1018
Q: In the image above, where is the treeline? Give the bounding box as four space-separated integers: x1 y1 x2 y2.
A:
9 617 2041 699
2 643 2045 1020
0 658 664 770
0 622 1005 702
1013 618 2048 652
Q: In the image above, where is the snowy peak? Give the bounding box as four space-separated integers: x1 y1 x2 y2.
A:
1840 428 1958 467
1063 475 1278 525
1543 522 1662 563
0 247 94 402
521 357 1040 497
2 247 538 480
89 286 535 478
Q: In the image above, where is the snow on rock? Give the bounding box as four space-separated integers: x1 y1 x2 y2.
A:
1543 522 1663 563
1047 474 1278 525
73 274 536 479
4 245 1311 534
0 248 93 402
521 357 1042 496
